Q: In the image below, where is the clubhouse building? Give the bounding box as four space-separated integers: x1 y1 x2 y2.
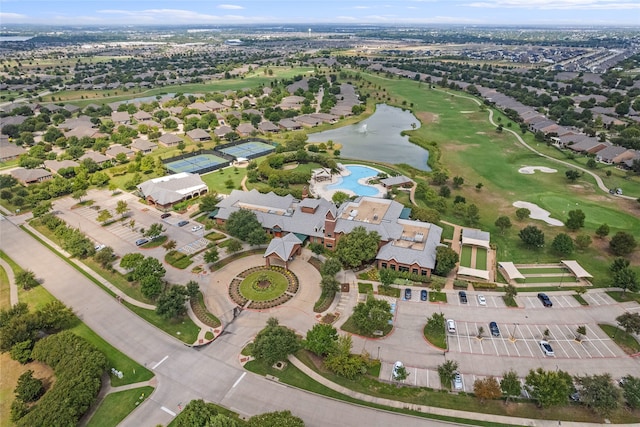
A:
215 189 443 276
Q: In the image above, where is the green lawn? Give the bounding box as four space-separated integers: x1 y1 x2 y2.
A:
429 291 447 303
423 319 447 349
606 291 640 304
86 386 154 427
0 265 10 310
358 282 374 293
200 166 247 195
239 270 288 301
82 258 153 303
475 247 487 270
515 275 578 284
517 267 568 274
599 324 640 355
124 302 200 344
460 246 472 268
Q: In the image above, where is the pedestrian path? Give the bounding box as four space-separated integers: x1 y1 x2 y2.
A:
0 256 18 306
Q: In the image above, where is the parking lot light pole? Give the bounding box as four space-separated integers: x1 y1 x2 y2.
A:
510 323 518 342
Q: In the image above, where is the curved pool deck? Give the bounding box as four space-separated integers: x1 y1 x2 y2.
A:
313 164 386 200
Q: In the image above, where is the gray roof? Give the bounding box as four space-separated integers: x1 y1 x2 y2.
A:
462 228 490 242
137 172 207 206
264 233 302 261
381 175 412 186
79 151 109 163
158 133 182 145
186 128 211 140
11 167 51 182
44 159 79 173
131 139 158 152
0 142 26 160
376 221 443 270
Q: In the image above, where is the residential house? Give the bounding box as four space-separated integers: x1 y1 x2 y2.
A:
79 151 110 165
158 133 183 147
137 172 208 209
278 119 303 131
131 139 158 154
111 111 131 125
236 123 256 137
380 175 413 189
11 168 52 185
596 145 629 164
0 142 26 162
133 111 153 122
258 121 280 133
106 144 135 160
214 125 234 139
187 129 212 142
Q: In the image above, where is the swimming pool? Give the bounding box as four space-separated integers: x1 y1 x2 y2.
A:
326 165 380 197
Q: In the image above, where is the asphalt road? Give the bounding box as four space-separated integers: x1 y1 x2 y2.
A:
0 216 465 427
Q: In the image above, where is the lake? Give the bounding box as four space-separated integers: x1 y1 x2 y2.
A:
307 104 430 171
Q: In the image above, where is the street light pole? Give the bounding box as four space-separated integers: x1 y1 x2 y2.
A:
510 323 518 342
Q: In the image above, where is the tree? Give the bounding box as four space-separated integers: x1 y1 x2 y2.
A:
14 370 44 403
613 268 639 294
473 376 502 402
225 209 265 242
565 170 581 182
466 204 480 226
575 234 592 250
225 239 243 254
331 191 350 205
525 368 573 408
515 207 530 221
144 222 166 238
155 286 189 319
247 410 304 427
565 209 585 231
437 360 458 389
394 364 409 381
72 188 87 203
452 176 464 188
431 170 448 185
140 276 164 299
163 239 177 253
586 158 597 169
575 373 621 417
335 226 380 268
246 228 268 246
616 312 640 335
575 325 587 342
494 216 512 234
251 318 299 365
439 185 451 198
501 370 522 403
96 209 112 224
475 182 483 191
620 375 640 409
595 223 610 239
15 270 38 290
610 257 630 273
199 193 219 212
609 232 637 256
320 258 342 277
115 200 129 217
551 233 574 256
304 323 338 357
434 246 458 276
351 297 392 335
10 340 33 364
323 334 367 379
519 225 544 248
174 399 238 427
320 275 340 296
186 280 200 299
120 252 144 270
378 268 396 289
309 242 324 258
32 201 52 218
204 247 219 264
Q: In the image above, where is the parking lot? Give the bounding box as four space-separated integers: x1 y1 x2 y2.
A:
446 320 623 359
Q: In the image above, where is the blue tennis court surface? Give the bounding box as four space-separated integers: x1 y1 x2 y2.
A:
218 141 274 158
165 154 228 174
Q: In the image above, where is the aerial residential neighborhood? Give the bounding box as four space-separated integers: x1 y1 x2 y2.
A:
0 2 639 427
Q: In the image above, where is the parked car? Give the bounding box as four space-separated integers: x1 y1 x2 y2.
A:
135 238 149 246
392 361 404 380
477 294 486 306
489 321 500 337
458 291 467 304
447 319 456 334
539 340 555 356
404 288 412 300
191 225 203 232
177 220 189 227
94 243 106 251
537 293 553 307
160 213 171 219
453 372 463 390
420 289 428 301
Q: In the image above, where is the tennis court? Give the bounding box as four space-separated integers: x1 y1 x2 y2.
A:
165 153 228 174
218 140 275 159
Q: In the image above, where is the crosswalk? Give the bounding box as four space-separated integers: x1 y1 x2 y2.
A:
178 238 209 255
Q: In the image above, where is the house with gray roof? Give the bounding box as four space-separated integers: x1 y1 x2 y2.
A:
596 145 629 164
79 151 110 165
106 144 135 159
133 110 153 122
278 119 303 131
111 111 130 125
215 190 443 277
44 159 79 175
236 123 256 137
0 142 26 161
258 121 279 133
138 172 208 209
380 175 413 189
131 139 158 154
214 125 234 138
264 233 302 269
11 168 52 185
158 133 182 147
186 128 211 142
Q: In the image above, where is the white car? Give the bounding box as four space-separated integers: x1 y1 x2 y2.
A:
447 319 456 334
191 225 203 232
477 294 486 305
453 372 463 390
539 340 555 356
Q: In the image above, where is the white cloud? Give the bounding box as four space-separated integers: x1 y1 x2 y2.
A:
0 12 28 22
217 4 245 10
464 0 640 9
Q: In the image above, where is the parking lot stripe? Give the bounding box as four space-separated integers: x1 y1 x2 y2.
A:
521 325 536 357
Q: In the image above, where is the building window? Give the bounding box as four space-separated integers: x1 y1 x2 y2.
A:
390 265 396 271
412 269 418 274
326 243 332 248
399 266 409 272
381 262 387 269
421 270 427 276
326 233 332 237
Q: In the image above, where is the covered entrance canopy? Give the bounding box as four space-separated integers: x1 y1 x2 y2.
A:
457 266 490 280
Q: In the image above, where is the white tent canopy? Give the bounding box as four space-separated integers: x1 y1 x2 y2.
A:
561 260 593 278
498 262 525 280
461 237 491 249
457 266 490 281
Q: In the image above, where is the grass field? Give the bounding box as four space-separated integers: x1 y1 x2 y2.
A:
200 166 247 194
460 246 472 268
515 276 579 284
86 386 154 427
517 267 568 274
239 270 288 301
0 265 10 310
124 302 199 344
357 73 639 286
475 247 487 269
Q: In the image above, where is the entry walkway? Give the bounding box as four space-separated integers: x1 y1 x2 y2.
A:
0 256 18 306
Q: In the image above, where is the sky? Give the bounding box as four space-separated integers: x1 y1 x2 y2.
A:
1 0 639 27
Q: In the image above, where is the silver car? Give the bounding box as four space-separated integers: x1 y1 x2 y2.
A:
453 372 463 390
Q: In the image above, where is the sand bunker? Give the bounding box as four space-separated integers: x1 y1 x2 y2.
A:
518 166 558 175
513 201 563 226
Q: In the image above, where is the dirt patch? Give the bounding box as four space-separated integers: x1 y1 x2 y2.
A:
0 353 55 422
475 131 487 135
282 163 299 170
415 111 439 124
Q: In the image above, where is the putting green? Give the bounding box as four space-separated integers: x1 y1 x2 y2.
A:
460 246 472 267
239 270 289 302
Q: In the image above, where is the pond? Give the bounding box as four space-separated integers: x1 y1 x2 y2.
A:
307 104 430 171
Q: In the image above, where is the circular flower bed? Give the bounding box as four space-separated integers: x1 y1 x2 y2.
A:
239 270 289 302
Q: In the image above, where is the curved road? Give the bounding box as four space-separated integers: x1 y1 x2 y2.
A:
435 89 636 201
0 217 464 427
